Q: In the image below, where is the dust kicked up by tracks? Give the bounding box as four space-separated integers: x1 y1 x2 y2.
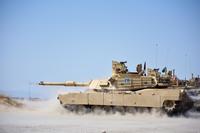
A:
0 93 200 133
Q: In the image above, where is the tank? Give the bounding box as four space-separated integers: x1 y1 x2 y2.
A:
39 61 193 115
187 74 200 89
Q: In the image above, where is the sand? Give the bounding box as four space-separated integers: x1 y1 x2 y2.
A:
0 97 200 133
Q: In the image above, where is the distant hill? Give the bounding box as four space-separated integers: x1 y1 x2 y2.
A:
0 94 23 107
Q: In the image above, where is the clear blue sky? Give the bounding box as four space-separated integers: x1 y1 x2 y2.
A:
1 0 200 98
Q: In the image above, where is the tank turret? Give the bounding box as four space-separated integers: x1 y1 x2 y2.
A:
39 61 158 91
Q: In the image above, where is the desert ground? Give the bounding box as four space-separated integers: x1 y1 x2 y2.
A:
0 92 200 133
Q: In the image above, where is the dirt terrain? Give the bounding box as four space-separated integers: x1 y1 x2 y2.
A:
0 92 200 133
0 95 23 107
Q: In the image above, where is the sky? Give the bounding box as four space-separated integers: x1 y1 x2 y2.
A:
0 0 200 98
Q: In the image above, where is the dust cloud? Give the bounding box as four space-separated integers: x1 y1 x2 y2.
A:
0 94 200 133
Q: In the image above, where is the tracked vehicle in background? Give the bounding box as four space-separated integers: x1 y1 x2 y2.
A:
39 61 193 115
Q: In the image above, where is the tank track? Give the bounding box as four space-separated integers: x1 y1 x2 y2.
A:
64 105 154 115
63 104 192 116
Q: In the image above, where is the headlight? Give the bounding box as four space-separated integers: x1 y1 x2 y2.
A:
180 89 185 93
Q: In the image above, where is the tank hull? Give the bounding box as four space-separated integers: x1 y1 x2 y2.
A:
57 88 193 114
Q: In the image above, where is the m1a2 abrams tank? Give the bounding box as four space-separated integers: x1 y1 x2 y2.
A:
39 61 193 115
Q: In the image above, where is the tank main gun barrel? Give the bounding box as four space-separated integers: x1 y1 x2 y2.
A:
38 81 89 87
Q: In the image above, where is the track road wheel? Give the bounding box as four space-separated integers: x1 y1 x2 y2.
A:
163 100 177 115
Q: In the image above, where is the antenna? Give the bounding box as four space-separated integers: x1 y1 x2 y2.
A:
184 53 188 80
166 47 170 66
155 44 158 68
28 82 34 100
